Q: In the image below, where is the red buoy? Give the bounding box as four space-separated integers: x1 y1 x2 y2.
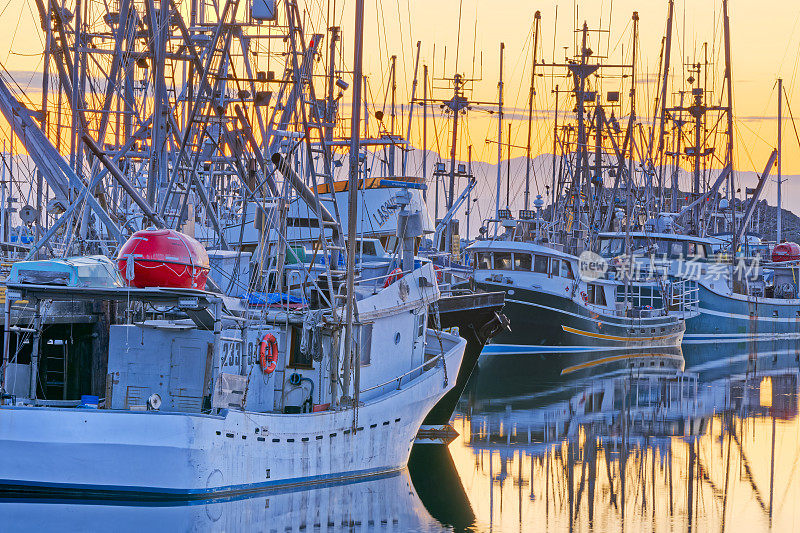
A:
772 242 800 263
116 229 210 289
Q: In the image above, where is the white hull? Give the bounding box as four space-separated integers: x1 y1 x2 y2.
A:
0 333 465 498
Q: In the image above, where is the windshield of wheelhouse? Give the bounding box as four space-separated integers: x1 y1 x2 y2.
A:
469 250 575 279
599 237 624 258
599 236 709 261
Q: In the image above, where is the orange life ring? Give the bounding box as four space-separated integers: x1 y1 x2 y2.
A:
383 267 403 288
260 333 278 374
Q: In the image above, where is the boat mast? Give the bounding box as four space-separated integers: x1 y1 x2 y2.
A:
671 91 684 213
777 78 783 243
467 145 473 238
325 25 339 144
447 74 463 212
342 0 365 407
69 0 82 173
506 122 511 208
551 85 558 212
573 23 590 250
691 73 702 233
722 0 736 230
146 0 169 207
494 42 504 235
524 11 541 211
423 64 428 203
402 41 422 175
656 1 674 212
630 12 639 215
445 72 464 252
0 142 5 245
388 55 397 176
37 0 53 258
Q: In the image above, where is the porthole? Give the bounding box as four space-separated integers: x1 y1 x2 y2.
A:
394 332 401 345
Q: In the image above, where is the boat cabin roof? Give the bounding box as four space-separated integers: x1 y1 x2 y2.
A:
597 232 718 245
466 240 576 262
3 284 243 330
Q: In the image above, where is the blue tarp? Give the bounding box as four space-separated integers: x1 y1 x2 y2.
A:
240 292 307 306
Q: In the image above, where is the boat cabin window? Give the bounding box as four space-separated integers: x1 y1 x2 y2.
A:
475 252 492 270
560 261 575 279
618 285 663 309
587 284 606 306
534 255 549 274
685 242 706 259
288 326 313 369
599 238 625 257
549 259 560 277
601 236 712 261
494 252 513 270
514 253 532 271
358 241 377 256
383 236 398 255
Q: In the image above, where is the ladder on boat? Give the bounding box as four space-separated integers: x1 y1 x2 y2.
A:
162 0 251 233
273 0 347 310
43 339 68 400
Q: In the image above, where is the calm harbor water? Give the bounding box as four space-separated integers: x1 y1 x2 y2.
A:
3 347 799 532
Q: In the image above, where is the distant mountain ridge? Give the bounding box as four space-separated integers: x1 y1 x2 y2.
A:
3 149 799 242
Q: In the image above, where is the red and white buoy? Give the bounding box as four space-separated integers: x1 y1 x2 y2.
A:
772 242 800 263
116 228 210 289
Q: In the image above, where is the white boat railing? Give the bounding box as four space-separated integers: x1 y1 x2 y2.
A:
668 278 700 315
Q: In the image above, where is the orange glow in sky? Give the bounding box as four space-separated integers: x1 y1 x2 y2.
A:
1 1 799 201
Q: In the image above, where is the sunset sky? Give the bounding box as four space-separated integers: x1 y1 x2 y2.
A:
1 0 799 214
329 0 797 173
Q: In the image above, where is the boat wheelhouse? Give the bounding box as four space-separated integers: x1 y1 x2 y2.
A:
597 232 718 263
597 231 800 373
465 231 693 384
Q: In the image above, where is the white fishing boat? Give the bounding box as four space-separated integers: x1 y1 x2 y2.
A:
0 254 464 498
0 0 466 499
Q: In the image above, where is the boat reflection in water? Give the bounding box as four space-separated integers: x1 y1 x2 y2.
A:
0 469 448 532
684 335 800 382
448 347 800 531
3 347 799 532
472 344 686 400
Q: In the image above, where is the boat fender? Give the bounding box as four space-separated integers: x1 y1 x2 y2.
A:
581 291 588 303
260 333 278 374
384 267 403 288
